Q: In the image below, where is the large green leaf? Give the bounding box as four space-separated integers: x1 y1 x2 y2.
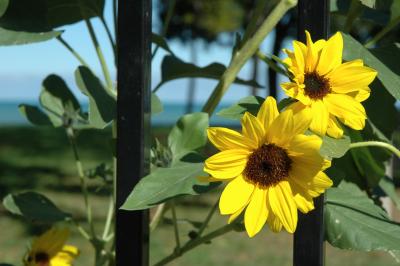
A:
152 33 174 55
120 153 219 211
154 55 263 91
342 33 400 100
3 192 71 223
75 66 116 128
39 74 82 127
168 112 209 160
0 0 105 31
217 96 264 120
320 135 350 159
151 93 163 115
325 182 400 252
18 104 52 126
0 27 60 45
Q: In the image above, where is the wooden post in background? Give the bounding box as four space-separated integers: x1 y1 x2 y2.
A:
293 0 329 266
116 1 151 265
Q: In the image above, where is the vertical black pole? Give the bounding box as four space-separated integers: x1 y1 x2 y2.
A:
117 1 151 266
293 1 328 266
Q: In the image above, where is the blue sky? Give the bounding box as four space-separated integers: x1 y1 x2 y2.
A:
0 0 288 104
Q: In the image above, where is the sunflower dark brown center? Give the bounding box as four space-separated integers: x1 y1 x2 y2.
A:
34 252 50 266
303 72 331 99
243 144 292 188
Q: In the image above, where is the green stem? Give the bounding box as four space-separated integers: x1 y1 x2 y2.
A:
84 18 114 91
71 219 91 241
102 195 115 241
349 141 400 158
242 0 268 43
201 0 297 115
365 16 400 48
57 36 90 68
197 200 218 237
150 203 166 232
153 223 237 266
100 16 117 57
170 201 181 252
66 128 96 238
152 0 176 58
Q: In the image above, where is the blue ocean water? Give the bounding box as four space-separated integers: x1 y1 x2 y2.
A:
0 101 240 127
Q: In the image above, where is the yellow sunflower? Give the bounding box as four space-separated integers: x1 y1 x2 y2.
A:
281 31 377 138
202 97 332 237
23 228 79 266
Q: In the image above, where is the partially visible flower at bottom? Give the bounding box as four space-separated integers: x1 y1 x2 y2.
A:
23 227 79 266
200 97 332 237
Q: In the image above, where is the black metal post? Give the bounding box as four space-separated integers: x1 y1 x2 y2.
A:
293 1 329 266
116 1 151 266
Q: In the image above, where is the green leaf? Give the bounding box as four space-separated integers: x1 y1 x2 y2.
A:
75 66 116 128
151 93 163 114
0 0 105 31
152 33 174 55
359 0 376 8
0 0 9 17
319 135 350 159
0 27 60 46
342 33 400 100
121 153 219 211
155 55 263 91
217 96 264 120
3 191 71 223
390 0 400 21
325 182 400 252
364 80 397 140
168 112 209 160
378 176 400 208
18 104 52 126
39 74 81 127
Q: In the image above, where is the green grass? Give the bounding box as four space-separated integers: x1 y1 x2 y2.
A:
0 126 398 266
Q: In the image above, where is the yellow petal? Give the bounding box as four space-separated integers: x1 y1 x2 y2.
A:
281 82 311 105
266 210 283 233
290 181 315 213
266 109 295 147
228 204 247 224
291 171 333 198
244 187 268 237
347 86 371 102
207 127 256 151
32 228 70 258
293 41 306 74
51 245 79 265
268 181 298 233
329 63 377 93
241 112 265 147
309 100 329 136
305 31 318 72
256 96 279 132
204 149 250 179
317 32 343 75
324 94 366 130
288 134 324 179
326 115 343 139
219 175 254 215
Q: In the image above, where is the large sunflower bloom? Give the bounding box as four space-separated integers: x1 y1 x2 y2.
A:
23 228 79 266
281 31 377 138
203 97 332 237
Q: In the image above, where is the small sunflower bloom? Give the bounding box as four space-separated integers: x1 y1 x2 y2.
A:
23 228 79 266
281 31 377 138
203 97 332 237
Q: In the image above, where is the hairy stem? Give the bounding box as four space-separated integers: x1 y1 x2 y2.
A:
201 0 297 115
365 16 400 48
66 128 96 238
152 0 176 58
150 203 166 232
102 195 115 241
197 200 219 237
349 141 400 158
100 15 117 57
84 18 114 91
57 36 90 68
171 200 181 252
153 223 237 266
